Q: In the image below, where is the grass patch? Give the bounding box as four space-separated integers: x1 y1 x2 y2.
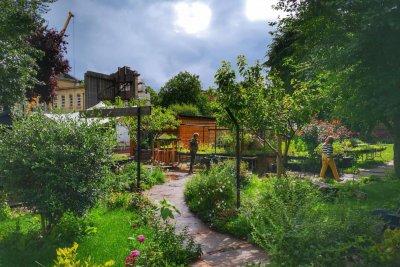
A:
76 208 134 265
334 177 400 211
350 144 393 169
0 207 134 267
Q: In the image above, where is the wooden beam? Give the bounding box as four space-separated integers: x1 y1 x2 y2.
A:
82 106 151 118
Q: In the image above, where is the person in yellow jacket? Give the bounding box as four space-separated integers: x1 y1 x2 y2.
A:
320 136 342 181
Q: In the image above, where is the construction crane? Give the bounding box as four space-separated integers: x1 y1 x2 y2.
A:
60 11 74 37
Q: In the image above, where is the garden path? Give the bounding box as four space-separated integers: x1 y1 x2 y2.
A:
340 160 394 182
290 161 394 182
145 171 269 267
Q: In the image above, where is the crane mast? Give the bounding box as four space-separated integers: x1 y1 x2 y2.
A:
60 11 74 37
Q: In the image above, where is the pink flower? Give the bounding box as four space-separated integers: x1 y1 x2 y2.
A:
130 250 140 258
138 235 145 243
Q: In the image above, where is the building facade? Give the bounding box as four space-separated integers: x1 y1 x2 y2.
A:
53 73 85 112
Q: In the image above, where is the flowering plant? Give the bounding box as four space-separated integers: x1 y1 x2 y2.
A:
298 118 351 154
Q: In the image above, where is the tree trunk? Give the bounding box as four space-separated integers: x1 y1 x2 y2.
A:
394 132 400 177
262 128 267 175
386 119 400 178
276 135 285 177
40 213 46 235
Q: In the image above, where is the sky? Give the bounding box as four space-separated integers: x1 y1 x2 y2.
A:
43 0 284 91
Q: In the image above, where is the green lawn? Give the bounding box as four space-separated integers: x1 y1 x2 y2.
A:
0 207 137 267
334 177 400 211
355 143 393 169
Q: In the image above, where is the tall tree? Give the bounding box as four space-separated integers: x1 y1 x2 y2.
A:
215 56 318 176
158 71 210 115
28 25 70 103
0 0 53 107
273 0 400 176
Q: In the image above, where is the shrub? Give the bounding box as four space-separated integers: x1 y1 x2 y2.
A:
128 205 202 266
149 167 166 185
299 118 351 154
314 141 346 156
108 163 166 191
0 191 11 221
106 162 165 192
132 224 202 266
0 113 114 233
50 212 96 244
53 242 115 267
184 160 247 221
369 228 400 266
169 103 200 116
104 192 132 209
246 176 382 266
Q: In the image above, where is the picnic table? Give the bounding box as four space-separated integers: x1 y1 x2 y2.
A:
344 146 386 161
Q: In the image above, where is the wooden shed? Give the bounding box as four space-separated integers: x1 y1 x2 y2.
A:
175 114 217 149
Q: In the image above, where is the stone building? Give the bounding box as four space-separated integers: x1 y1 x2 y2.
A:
53 73 85 112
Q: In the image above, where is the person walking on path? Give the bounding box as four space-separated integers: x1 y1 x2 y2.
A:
320 136 342 181
189 133 199 174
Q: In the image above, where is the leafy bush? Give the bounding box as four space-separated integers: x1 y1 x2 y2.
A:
50 212 96 244
185 160 247 221
299 118 351 154
127 201 201 266
369 228 400 266
314 141 346 156
104 192 132 209
131 224 202 266
0 191 11 221
246 176 382 266
0 114 114 233
54 242 115 267
106 163 165 192
169 103 200 116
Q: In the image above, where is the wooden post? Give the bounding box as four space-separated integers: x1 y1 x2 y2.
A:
136 107 141 190
81 106 151 192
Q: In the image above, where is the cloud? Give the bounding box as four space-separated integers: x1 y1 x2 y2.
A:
44 0 280 90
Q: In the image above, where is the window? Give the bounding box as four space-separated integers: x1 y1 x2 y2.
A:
77 94 81 107
54 95 58 108
69 95 73 107
61 95 65 107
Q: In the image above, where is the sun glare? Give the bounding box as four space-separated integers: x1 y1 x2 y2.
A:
174 2 212 35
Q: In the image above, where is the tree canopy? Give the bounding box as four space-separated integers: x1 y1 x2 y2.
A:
215 56 319 176
271 0 400 175
158 71 210 115
0 0 49 107
28 25 70 103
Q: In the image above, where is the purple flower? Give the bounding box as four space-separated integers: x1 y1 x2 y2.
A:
138 235 145 243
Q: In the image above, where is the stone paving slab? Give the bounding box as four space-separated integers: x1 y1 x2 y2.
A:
145 171 269 267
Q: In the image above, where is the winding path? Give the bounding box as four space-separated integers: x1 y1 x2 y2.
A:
145 171 269 267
